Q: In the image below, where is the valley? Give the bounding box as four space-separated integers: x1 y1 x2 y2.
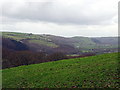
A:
2 32 119 69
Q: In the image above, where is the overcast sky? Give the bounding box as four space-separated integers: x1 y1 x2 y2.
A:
0 0 119 37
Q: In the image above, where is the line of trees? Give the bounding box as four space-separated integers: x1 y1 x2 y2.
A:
2 48 96 69
2 48 67 69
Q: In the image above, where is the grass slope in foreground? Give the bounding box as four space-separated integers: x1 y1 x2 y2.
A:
2 53 119 88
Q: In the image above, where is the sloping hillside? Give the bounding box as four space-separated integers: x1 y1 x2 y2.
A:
2 38 29 51
2 32 118 54
72 36 118 49
2 53 119 88
71 36 96 49
2 32 78 54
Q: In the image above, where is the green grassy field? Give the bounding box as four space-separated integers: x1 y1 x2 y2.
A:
2 32 46 41
2 53 119 88
28 39 58 48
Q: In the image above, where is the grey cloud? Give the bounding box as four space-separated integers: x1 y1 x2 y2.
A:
1 0 117 25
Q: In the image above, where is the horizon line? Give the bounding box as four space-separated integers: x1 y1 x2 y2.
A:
1 31 119 38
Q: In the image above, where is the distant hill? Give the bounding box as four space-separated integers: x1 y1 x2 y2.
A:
2 38 29 51
2 32 118 54
2 53 119 88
